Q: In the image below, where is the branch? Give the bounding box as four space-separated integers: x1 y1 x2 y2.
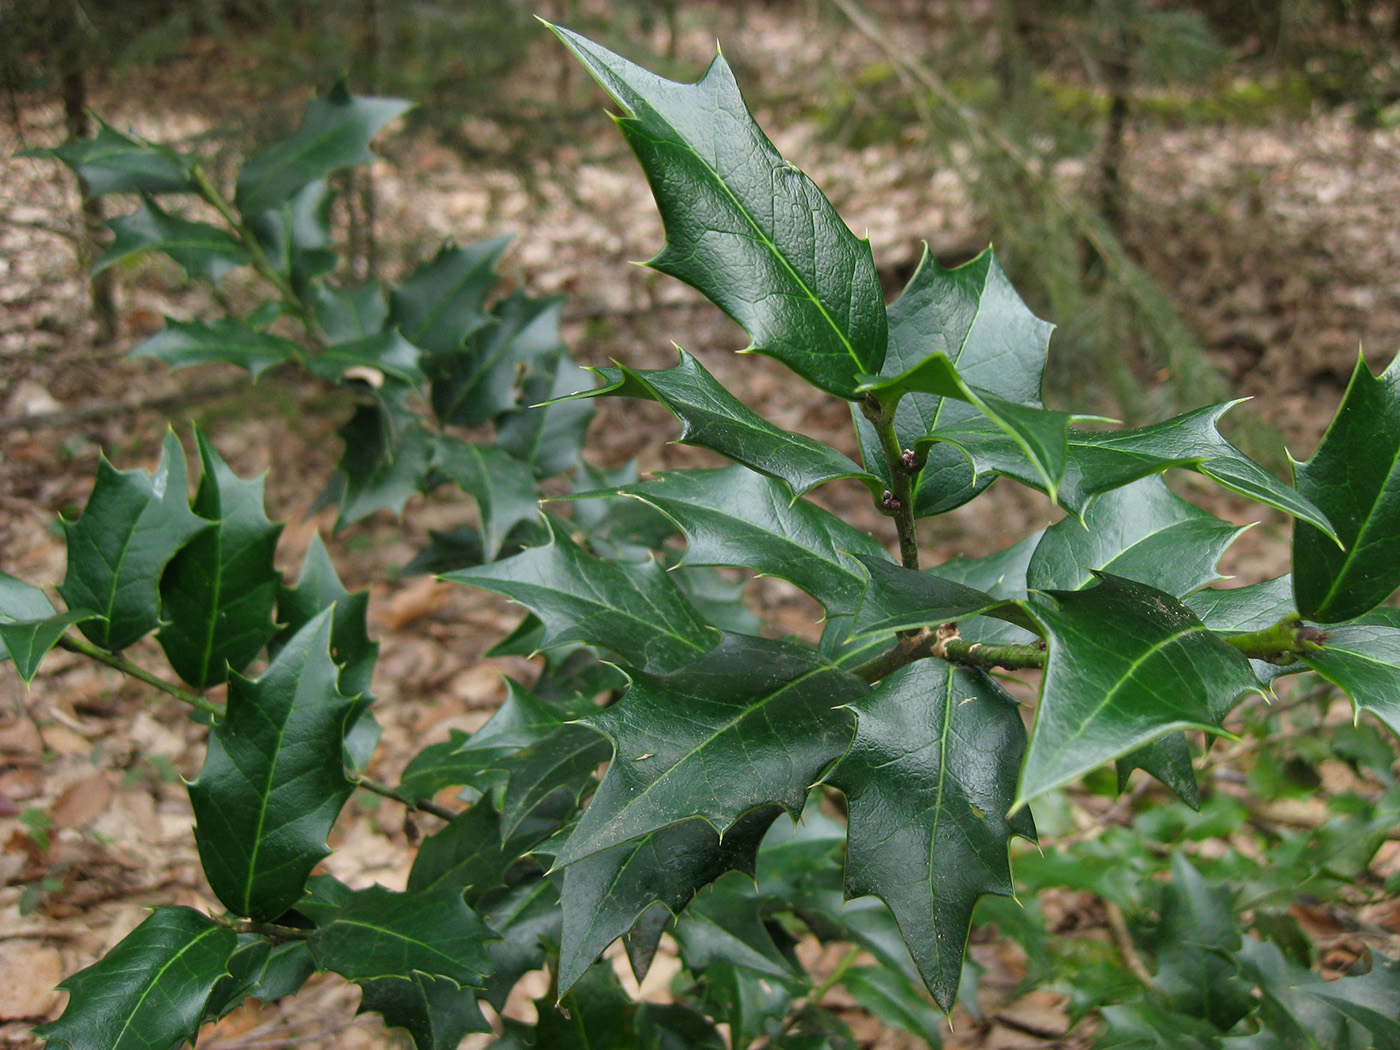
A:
353 775 458 822
56 634 223 718
861 395 921 572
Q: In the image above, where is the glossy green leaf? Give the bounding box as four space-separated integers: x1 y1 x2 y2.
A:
190 609 360 920
1028 476 1246 596
311 283 389 343
58 430 208 652
306 330 427 387
551 25 886 397
534 963 640 1050
858 354 1070 501
1018 573 1260 807
433 438 542 561
698 964 801 1050
157 431 282 688
480 876 561 1012
854 249 1051 517
840 966 946 1049
0 599 96 685
357 973 490 1050
95 197 250 280
604 465 892 621
333 410 435 530
445 518 717 674
1147 855 1255 1031
941 401 1336 539
204 937 315 1021
432 291 565 427
33 907 236 1050
671 872 797 979
308 883 493 990
1293 354 1400 622
28 120 194 195
931 533 1042 646
849 555 1034 639
495 352 596 479
1185 575 1296 633
391 236 509 358
575 351 878 497
1301 624 1400 736
828 659 1035 1009
274 534 378 702
558 807 780 995
130 318 302 379
493 724 612 837
553 633 861 867
1302 957 1400 1050
247 179 335 282
236 83 410 215
1234 936 1361 1050
1115 732 1201 809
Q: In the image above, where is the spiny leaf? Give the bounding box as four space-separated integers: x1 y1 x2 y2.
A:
95 196 250 280
492 723 612 837
480 876 561 1012
333 409 435 531
311 283 389 343
189 608 360 920
33 907 236 1050
940 401 1336 539
130 318 302 379
572 351 879 497
601 465 892 622
534 963 640 1050
1115 732 1201 809
1234 936 1361 1050
1302 957 1400 1050
828 659 1035 1010
1017 573 1260 807
840 966 947 1049
849 555 1035 639
1293 353 1400 622
1185 575 1296 634
494 351 596 479
432 291 565 427
433 438 542 562
672 872 798 980
356 973 491 1050
1301 623 1400 737
391 236 509 359
305 330 427 387
157 430 282 688
236 83 411 215
550 24 886 397
558 808 780 995
857 355 1070 501
853 248 1052 517
58 430 209 652
0 573 97 684
553 633 862 867
203 937 315 1021
931 533 1042 646
445 518 718 674
1027 475 1246 596
274 534 377 701
27 119 194 196
308 883 494 988
247 179 335 282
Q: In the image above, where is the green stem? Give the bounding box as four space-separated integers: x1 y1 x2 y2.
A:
354 774 458 822
212 913 313 942
189 163 322 350
861 395 920 572
57 634 223 718
1222 618 1328 664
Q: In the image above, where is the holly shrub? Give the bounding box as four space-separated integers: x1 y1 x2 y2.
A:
7 22 1400 1050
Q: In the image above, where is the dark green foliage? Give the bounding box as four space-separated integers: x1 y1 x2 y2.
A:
13 21 1400 1050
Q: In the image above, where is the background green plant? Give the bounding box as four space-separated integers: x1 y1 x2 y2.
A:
5 21 1400 1050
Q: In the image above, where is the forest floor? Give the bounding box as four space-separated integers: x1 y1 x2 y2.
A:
2 3 1400 1048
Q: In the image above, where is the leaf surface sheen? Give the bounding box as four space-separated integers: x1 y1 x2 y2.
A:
550 25 886 397
850 554 1035 638
1027 475 1246 596
33 907 236 1050
236 84 411 215
604 465 892 622
853 247 1053 516
306 330 427 386
940 402 1336 538
1301 623 1400 737
32 120 195 195
130 318 302 379
96 197 251 280
829 658 1035 1010
1293 353 1400 622
576 351 879 497
1018 573 1260 807
275 534 378 700
0 573 98 683
553 632 863 867
58 430 209 652
157 431 283 688
189 608 360 920
445 518 718 674
557 807 781 995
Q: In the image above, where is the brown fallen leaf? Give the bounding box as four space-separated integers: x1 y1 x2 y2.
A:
50 772 114 830
375 577 454 632
0 942 63 1020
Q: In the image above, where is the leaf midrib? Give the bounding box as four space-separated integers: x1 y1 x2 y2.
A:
109 923 222 1050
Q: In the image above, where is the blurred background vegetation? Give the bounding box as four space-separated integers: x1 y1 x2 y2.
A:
4 0 1400 421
